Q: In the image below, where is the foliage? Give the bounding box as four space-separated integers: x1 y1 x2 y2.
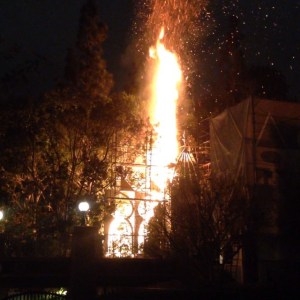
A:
0 0 146 257
145 171 249 283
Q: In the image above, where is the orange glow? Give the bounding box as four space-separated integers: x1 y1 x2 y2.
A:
149 27 182 194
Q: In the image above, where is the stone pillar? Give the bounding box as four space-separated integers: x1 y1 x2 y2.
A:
0 232 5 257
69 226 100 299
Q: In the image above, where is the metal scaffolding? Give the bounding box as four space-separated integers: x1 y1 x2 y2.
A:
104 130 163 257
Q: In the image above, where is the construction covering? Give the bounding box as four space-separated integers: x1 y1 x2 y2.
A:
210 97 252 182
210 97 300 185
210 97 300 280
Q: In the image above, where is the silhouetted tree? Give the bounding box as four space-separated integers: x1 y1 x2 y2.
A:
247 65 289 100
146 171 249 284
0 0 147 257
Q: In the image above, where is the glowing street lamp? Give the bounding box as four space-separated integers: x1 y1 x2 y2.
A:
0 209 3 221
78 201 90 212
78 201 90 226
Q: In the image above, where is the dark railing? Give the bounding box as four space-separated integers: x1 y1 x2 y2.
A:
3 291 66 300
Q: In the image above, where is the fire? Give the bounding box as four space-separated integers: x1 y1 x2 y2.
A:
149 28 182 194
106 27 182 257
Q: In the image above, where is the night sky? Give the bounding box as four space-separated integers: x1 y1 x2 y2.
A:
0 0 134 95
0 0 299 100
213 0 300 100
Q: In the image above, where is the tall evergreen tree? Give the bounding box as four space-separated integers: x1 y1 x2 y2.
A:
65 0 113 105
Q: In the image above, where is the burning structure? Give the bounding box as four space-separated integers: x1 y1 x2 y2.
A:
103 27 183 257
101 0 208 258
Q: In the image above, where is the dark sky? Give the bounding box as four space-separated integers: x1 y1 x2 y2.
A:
0 0 299 99
0 0 134 95
217 0 300 100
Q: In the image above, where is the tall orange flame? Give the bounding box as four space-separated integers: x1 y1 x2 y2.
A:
149 28 182 196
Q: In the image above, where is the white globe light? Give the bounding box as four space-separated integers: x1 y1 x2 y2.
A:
78 201 90 212
0 210 3 221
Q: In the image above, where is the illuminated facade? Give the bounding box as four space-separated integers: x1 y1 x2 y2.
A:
103 132 169 257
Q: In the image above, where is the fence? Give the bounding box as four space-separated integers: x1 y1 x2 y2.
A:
3 292 66 300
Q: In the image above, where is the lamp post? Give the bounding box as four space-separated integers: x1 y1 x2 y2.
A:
0 209 5 258
70 201 98 299
0 209 4 234
78 201 90 226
